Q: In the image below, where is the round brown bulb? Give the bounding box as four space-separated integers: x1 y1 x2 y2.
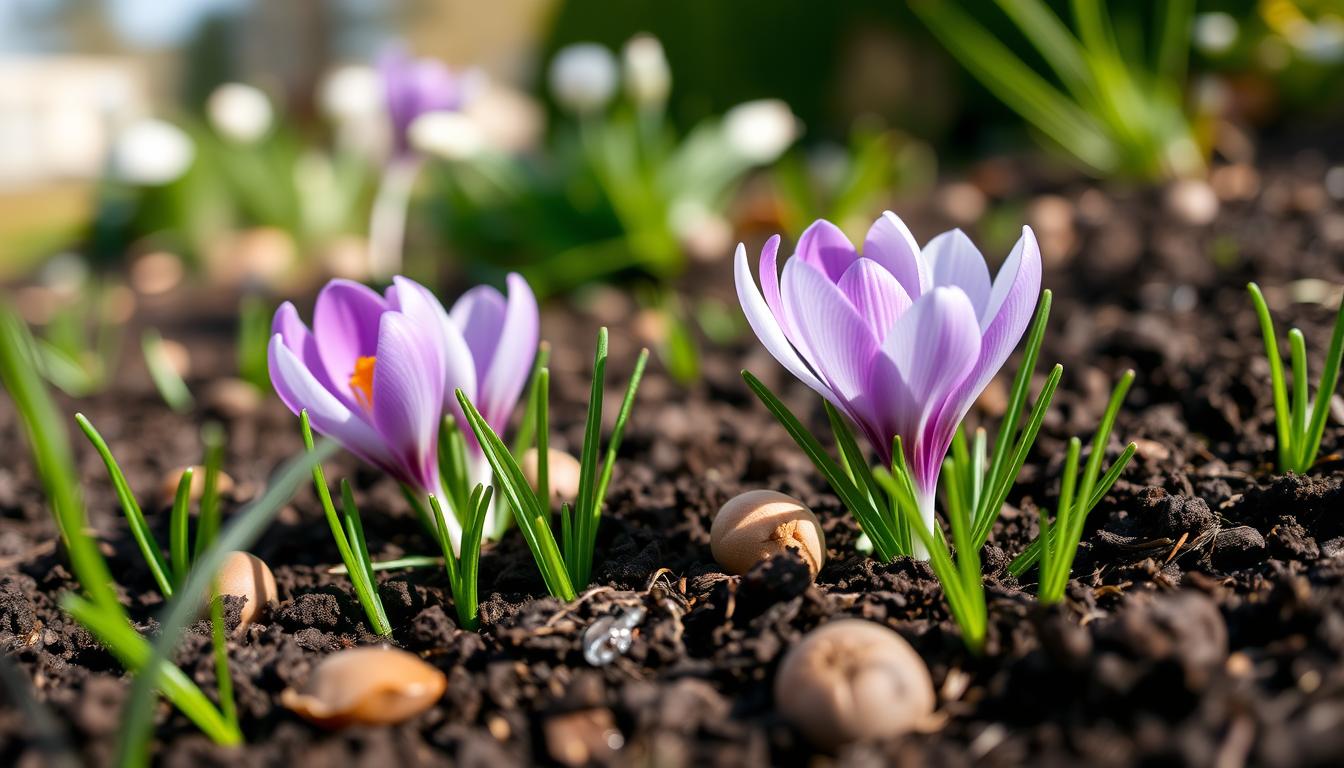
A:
774 619 935 749
281 646 447 728
520 448 583 502
710 490 825 577
212 551 278 628
159 465 236 504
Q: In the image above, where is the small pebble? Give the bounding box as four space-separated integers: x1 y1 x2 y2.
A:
774 619 936 749
711 490 825 578
521 448 583 502
202 378 263 419
213 551 277 628
281 646 447 728
1165 179 1220 226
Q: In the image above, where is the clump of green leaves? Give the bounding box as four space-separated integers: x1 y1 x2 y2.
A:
0 306 242 750
458 327 648 600
1010 371 1138 604
1247 282 1344 474
914 0 1204 181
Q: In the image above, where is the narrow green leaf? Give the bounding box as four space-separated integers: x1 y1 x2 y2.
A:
743 370 905 559
169 468 194 589
1289 329 1309 471
209 593 238 731
193 422 226 560
1302 293 1344 470
1249 283 1293 471
141 329 194 413
74 413 174 598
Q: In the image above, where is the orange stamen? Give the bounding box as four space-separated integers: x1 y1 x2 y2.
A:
349 356 376 410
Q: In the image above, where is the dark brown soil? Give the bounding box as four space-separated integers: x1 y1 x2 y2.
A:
5 161 1344 766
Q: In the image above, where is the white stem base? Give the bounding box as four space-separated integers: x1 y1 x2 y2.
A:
368 158 422 280
912 487 937 561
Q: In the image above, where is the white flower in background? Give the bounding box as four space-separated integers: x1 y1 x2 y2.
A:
408 111 484 161
112 119 195 185
549 43 617 114
319 65 384 121
623 34 671 106
723 99 800 164
1193 13 1238 55
206 83 273 143
668 198 733 263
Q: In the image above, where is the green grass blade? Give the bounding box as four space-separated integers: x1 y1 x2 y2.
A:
209 593 238 731
1067 370 1134 552
457 389 575 600
743 370 904 560
169 468 194 589
825 401 884 505
193 422 226 559
1302 294 1344 470
74 413 174 598
64 594 240 749
118 438 336 765
300 412 390 637
493 343 553 540
1248 283 1293 471
992 1 1092 100
572 329 609 585
1289 329 1309 471
1154 0 1194 84
1041 437 1082 602
590 348 649 530
141 329 194 413
913 0 1116 174
973 364 1063 548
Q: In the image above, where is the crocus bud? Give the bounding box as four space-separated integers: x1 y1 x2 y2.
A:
549 43 617 115
723 99 799 164
622 34 670 107
409 111 484 161
112 119 195 185
206 83 273 144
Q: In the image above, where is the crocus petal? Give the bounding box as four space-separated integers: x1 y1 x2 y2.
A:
272 301 341 397
758 235 787 328
863 211 927 299
474 274 538 429
384 276 480 420
872 287 981 489
313 279 389 407
925 229 991 321
782 258 880 411
934 227 1043 453
836 257 913 343
734 242 836 403
370 311 444 490
268 335 396 472
450 285 507 380
795 219 858 282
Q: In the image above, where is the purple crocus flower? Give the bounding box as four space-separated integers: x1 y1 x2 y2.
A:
269 274 538 548
378 47 471 158
735 212 1041 546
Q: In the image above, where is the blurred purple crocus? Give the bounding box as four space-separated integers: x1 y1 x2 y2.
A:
378 47 472 158
735 212 1041 544
269 274 538 549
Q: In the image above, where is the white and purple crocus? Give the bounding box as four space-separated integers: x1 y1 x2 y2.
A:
736 212 1041 555
368 47 476 280
268 274 538 550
